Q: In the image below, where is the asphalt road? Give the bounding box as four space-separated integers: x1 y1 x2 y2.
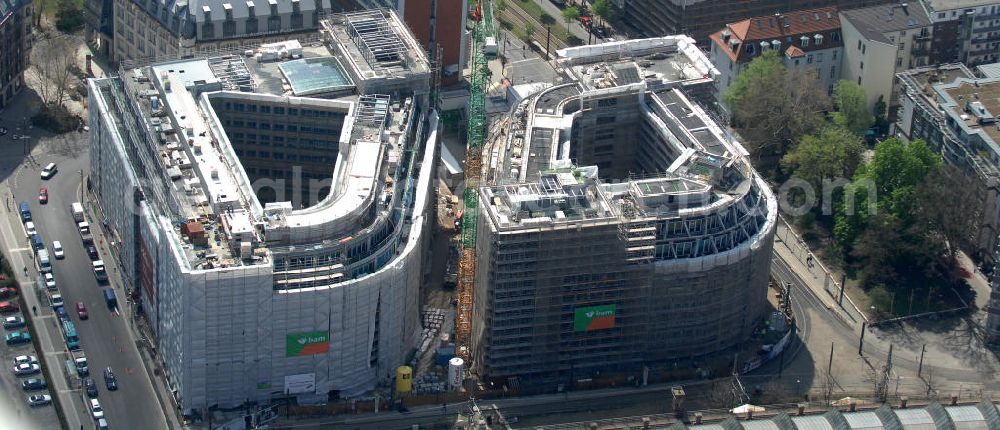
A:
6 131 168 430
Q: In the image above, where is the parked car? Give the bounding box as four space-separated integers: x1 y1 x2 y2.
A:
54 306 68 321
103 367 117 390
76 302 88 320
52 241 63 259
5 331 31 345
24 221 36 236
89 398 104 420
13 355 38 366
21 378 47 391
96 418 109 430
44 273 56 291
84 378 98 397
50 294 63 309
0 287 17 299
0 301 20 313
27 394 51 407
40 162 57 180
38 187 48 204
12 363 40 376
86 244 99 260
3 316 25 329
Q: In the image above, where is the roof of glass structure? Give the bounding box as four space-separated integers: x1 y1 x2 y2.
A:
278 56 355 96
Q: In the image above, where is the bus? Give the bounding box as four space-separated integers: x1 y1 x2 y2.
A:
61 320 80 350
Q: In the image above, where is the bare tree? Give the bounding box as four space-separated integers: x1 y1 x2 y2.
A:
916 163 985 274
30 36 79 108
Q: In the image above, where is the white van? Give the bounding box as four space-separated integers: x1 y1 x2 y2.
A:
40 163 57 180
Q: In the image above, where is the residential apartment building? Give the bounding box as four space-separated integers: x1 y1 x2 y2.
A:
0 0 31 110
896 63 1000 346
708 7 844 108
896 63 1000 265
355 0 468 84
614 0 893 45
840 2 933 113
91 0 349 64
921 0 1000 66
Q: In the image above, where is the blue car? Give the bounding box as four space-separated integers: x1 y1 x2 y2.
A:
5 331 31 345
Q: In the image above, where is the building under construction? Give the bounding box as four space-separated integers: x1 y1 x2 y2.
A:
469 36 777 387
87 9 436 413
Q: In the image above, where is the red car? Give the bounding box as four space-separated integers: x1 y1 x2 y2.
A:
0 301 19 313
76 302 88 320
0 287 17 299
580 16 592 27
38 187 48 204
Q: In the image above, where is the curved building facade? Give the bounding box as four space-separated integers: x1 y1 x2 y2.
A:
88 10 434 412
470 37 777 386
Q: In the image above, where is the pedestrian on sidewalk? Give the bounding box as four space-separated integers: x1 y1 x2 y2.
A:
806 254 814 268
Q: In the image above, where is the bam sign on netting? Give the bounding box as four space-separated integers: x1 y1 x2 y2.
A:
286 331 330 357
573 304 616 332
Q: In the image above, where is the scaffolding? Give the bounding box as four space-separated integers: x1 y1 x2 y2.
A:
344 10 408 70
455 0 494 361
617 197 656 264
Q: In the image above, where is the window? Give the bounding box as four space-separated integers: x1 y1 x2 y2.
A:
858 40 862 50
832 50 838 61
817 52 824 62
746 44 755 55
807 54 813 64
830 65 836 78
939 12 946 19
899 42 905 51
801 36 809 47
858 76 862 85
860 61 864 70
897 57 903 66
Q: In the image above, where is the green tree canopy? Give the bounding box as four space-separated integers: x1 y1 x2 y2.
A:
723 50 784 108
561 6 580 25
834 138 941 249
539 13 557 27
831 80 874 136
592 0 618 22
781 126 865 192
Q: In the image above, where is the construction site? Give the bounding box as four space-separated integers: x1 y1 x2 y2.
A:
437 0 780 394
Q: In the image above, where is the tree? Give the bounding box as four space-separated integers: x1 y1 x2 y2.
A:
55 0 85 32
30 36 79 108
916 164 985 274
592 0 618 23
539 13 557 27
524 22 536 42
831 80 874 136
725 51 830 171
495 0 508 13
723 50 783 108
561 6 580 26
781 126 865 193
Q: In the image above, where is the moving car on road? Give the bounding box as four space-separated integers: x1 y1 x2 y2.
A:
103 367 117 390
40 162 57 180
21 378 47 391
76 302 88 320
52 241 63 259
38 187 47 204
27 394 51 407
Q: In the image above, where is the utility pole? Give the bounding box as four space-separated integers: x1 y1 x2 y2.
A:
827 342 834 375
858 321 866 355
545 26 552 60
917 344 926 377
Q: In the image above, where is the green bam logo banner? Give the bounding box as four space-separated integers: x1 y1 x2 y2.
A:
573 304 616 332
286 331 329 357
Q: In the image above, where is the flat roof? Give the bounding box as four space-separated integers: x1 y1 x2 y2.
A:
943 80 1000 148
278 56 354 96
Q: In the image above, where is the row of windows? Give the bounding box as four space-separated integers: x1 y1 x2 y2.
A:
222 103 342 118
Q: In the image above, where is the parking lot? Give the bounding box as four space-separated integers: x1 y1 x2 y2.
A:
0 291 61 430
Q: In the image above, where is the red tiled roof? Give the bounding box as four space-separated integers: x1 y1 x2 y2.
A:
784 45 806 58
710 6 842 64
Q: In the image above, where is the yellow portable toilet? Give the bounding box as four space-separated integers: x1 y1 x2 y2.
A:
396 366 413 394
